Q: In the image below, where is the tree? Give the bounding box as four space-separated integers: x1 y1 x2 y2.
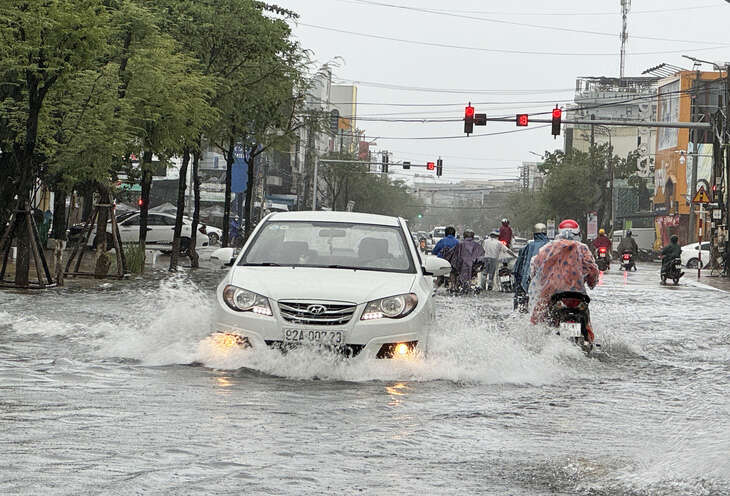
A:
0 0 111 286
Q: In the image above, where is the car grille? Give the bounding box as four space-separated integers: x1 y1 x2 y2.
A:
278 301 357 326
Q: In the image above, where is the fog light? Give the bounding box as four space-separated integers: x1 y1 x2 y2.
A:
213 332 250 349
376 340 418 359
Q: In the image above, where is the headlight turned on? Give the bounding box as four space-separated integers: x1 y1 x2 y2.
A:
212 332 251 349
222 285 273 315
361 293 418 320
377 340 418 359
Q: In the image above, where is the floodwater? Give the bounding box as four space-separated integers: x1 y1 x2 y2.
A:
1 264 729 495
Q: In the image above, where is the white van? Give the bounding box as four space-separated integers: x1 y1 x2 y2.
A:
611 228 655 256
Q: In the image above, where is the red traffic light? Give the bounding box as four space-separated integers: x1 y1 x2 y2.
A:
552 108 562 119
465 105 475 118
426 161 435 171
516 114 529 126
137 198 144 207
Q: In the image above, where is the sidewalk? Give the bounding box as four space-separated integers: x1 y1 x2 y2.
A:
687 269 730 292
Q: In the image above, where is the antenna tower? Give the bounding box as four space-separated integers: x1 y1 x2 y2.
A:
620 0 631 79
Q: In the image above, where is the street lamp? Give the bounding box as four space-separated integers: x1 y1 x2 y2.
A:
594 125 614 230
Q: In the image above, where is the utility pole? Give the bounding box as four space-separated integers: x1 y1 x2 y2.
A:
688 72 700 242
312 154 319 211
725 64 730 262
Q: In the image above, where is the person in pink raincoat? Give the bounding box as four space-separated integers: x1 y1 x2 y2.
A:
528 219 599 341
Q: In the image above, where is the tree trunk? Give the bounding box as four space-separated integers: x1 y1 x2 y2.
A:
51 190 67 240
222 136 234 248
169 148 190 271
15 207 31 288
189 148 201 269
94 187 111 278
138 150 153 271
243 152 256 242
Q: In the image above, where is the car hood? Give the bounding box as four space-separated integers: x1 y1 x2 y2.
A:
227 266 417 304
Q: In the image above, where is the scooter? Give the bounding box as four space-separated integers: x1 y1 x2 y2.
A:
621 250 636 271
449 261 484 296
498 262 513 292
661 257 683 285
548 291 593 353
596 247 610 271
513 286 528 312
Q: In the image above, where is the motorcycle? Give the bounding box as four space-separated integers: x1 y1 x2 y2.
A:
621 250 636 271
548 291 593 353
513 286 529 312
498 262 513 292
595 247 609 271
661 257 683 286
449 260 484 296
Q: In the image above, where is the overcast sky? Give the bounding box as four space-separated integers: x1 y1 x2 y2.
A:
274 0 730 183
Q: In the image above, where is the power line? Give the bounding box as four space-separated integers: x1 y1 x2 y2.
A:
340 124 551 140
342 0 730 45
332 0 722 17
298 23 730 57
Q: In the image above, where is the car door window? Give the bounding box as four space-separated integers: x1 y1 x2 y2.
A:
148 215 168 226
123 215 140 226
701 242 710 250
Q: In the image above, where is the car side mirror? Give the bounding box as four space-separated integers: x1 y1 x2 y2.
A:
423 255 451 277
224 257 235 267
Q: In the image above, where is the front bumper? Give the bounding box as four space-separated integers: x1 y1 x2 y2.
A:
212 299 428 359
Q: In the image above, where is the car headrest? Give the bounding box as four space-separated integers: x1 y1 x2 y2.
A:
358 237 388 260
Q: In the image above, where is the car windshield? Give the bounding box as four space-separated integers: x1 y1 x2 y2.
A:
240 221 415 273
433 228 445 237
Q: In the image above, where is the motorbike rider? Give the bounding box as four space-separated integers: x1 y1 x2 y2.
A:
230 215 241 246
528 219 599 340
592 228 612 261
432 226 459 288
482 231 516 290
432 226 458 258
499 218 513 247
660 234 682 276
444 229 485 292
617 230 639 258
513 223 549 307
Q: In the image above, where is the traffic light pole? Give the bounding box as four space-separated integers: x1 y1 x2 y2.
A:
482 116 711 130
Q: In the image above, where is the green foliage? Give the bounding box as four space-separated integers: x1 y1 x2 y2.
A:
508 144 639 233
319 152 421 221
123 243 145 274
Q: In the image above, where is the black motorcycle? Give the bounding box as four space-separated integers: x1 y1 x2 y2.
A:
449 260 484 296
498 262 513 292
661 257 683 285
620 250 636 271
513 286 529 312
548 291 593 353
596 247 610 271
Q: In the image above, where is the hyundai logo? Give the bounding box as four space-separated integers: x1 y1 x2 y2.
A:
307 304 327 315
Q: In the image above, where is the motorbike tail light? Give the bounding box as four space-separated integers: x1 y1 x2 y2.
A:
557 298 585 309
623 254 630 260
599 247 607 253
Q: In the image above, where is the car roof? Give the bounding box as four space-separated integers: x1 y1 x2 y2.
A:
267 211 402 226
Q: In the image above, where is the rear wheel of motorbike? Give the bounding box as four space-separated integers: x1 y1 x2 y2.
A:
661 276 667 285
673 277 679 285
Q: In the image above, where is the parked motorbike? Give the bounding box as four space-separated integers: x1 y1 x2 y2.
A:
621 250 636 271
661 257 683 285
498 262 513 292
548 291 593 353
596 247 609 271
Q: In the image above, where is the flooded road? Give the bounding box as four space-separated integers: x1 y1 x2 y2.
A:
1 264 729 495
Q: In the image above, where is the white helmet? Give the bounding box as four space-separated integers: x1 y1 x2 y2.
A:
533 222 547 234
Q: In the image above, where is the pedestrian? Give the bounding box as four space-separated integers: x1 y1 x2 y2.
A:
481 231 516 290
499 218 513 247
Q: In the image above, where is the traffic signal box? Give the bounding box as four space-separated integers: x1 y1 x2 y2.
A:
551 107 562 137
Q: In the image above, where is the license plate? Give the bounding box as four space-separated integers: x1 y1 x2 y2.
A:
282 328 344 346
500 275 511 282
559 322 582 337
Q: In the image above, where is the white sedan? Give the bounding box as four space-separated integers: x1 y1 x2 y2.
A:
91 212 218 252
680 241 711 269
210 211 451 359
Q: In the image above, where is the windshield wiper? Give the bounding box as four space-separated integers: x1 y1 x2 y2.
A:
243 262 281 266
326 264 358 270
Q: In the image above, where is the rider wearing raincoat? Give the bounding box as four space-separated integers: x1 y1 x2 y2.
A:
528 219 599 339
